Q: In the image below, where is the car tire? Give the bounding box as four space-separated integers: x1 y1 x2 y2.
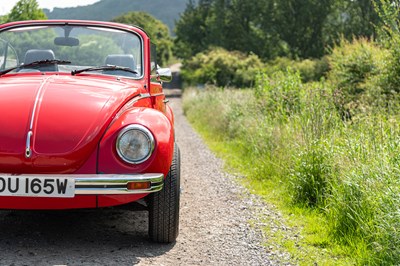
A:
148 143 180 243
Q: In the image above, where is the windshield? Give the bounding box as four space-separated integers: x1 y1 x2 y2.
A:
0 24 143 78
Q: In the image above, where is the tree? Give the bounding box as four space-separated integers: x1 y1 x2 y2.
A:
324 0 380 46
112 11 173 66
270 0 335 58
6 0 47 22
174 0 382 60
174 0 211 59
174 0 284 60
0 15 8 23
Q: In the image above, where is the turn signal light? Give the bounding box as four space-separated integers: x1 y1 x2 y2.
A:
127 181 151 190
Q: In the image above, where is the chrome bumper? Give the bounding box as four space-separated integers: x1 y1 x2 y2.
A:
75 173 164 195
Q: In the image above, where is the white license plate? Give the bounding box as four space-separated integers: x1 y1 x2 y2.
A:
0 175 75 198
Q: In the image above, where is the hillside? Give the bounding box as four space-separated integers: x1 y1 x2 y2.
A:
44 0 189 33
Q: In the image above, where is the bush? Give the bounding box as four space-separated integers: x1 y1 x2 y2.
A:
255 68 302 120
290 83 339 208
373 0 400 96
327 161 400 264
181 47 264 88
290 142 332 207
327 38 389 117
374 35 400 107
266 57 329 83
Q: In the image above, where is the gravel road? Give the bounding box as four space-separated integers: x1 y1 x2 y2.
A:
0 89 288 265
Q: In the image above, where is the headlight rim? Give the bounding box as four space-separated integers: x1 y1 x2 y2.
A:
116 124 155 164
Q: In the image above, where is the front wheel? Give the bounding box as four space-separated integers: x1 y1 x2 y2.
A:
148 143 180 243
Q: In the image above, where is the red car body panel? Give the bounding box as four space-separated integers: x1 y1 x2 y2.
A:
0 74 143 173
0 20 173 210
0 194 148 210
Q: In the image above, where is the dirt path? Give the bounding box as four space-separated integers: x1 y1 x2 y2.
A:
0 90 287 265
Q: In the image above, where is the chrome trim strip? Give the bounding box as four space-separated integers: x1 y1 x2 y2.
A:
139 93 151 99
0 173 164 195
127 93 150 105
29 77 50 129
25 76 51 158
75 173 163 194
114 93 152 120
25 131 33 158
151 92 165 97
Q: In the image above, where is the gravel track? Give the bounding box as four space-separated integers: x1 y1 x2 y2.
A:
0 89 288 265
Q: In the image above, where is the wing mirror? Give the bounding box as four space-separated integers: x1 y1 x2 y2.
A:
156 68 172 82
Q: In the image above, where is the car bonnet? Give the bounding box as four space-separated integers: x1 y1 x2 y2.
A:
0 74 142 173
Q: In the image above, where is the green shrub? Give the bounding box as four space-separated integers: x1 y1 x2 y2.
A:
373 0 400 96
265 57 329 83
181 47 264 88
322 115 400 264
255 68 302 120
374 36 400 104
290 84 339 208
182 87 230 137
327 38 389 117
327 167 400 265
291 142 332 208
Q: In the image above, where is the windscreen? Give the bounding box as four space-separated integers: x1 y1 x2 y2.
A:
0 24 143 77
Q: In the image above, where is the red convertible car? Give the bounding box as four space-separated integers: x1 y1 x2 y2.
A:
0 20 180 243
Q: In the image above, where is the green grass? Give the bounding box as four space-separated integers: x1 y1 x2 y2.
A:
187 121 353 265
182 80 400 265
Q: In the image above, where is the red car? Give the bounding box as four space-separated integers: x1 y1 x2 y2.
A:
0 20 180 243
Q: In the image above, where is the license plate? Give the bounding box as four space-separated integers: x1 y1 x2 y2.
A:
0 175 75 198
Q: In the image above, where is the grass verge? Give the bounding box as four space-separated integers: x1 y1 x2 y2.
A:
186 113 353 265
182 83 399 265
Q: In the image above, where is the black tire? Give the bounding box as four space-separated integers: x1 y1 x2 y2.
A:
148 143 180 243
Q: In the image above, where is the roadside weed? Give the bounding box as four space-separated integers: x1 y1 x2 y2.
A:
183 77 400 264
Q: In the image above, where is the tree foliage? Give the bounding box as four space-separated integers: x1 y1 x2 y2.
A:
175 0 381 60
369 0 400 95
174 0 284 60
324 0 380 44
112 11 173 66
6 0 47 22
173 1 209 59
271 0 335 58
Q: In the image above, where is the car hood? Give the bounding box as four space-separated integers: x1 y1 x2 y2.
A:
0 75 141 173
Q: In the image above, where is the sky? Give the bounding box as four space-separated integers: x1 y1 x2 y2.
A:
0 0 99 16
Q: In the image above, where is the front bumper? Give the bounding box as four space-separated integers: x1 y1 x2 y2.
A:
75 173 164 194
0 173 164 196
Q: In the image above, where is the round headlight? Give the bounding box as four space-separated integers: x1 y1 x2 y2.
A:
116 125 155 164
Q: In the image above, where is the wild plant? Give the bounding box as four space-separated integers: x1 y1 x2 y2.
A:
255 68 302 122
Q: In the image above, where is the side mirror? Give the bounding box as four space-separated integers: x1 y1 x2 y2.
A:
54 37 79 47
156 68 172 82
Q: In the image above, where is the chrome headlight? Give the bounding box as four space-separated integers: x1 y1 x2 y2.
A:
116 125 155 164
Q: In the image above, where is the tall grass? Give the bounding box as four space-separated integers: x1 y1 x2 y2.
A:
183 68 400 264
